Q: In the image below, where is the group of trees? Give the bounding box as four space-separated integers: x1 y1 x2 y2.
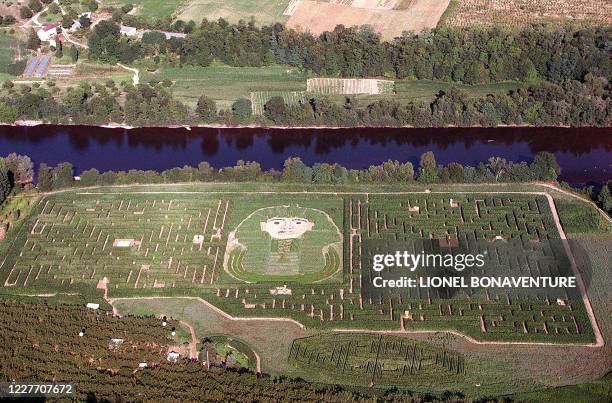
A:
83 18 610 87
35 151 564 193
88 20 142 64
260 77 610 127
2 77 609 127
0 80 194 126
120 20 610 87
1 302 466 402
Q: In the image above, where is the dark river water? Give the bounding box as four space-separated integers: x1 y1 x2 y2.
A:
0 125 610 186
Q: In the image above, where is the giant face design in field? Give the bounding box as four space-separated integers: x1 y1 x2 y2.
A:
261 217 314 240
226 205 343 282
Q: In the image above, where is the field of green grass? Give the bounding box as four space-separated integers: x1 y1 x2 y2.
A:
228 203 342 282
0 183 600 344
101 0 181 20
142 62 525 112
143 63 307 109
1 183 609 397
176 0 289 26
113 296 308 374
0 31 24 81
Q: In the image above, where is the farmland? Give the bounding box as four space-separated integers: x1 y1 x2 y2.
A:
250 90 307 115
0 183 600 345
141 63 523 113
445 0 612 27
101 0 182 20
176 0 290 26
289 333 466 387
286 0 451 41
0 182 609 396
142 63 307 109
0 31 24 81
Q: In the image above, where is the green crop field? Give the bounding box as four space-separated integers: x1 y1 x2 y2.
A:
143 63 307 109
0 184 598 345
176 0 290 26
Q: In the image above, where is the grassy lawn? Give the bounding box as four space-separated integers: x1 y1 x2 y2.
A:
101 0 181 20
143 63 525 111
143 63 307 109
509 373 612 403
113 297 309 374
0 31 25 81
176 0 289 26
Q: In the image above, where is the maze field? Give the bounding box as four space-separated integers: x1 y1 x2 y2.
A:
250 91 307 115
1 193 230 291
306 78 394 95
0 188 596 344
289 333 465 387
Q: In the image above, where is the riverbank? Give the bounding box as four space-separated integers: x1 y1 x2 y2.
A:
2 125 610 186
1 121 579 131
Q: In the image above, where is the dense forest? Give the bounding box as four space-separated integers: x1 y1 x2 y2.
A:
91 17 610 87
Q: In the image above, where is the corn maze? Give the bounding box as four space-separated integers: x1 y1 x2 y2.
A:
0 187 596 343
289 333 466 387
1 193 230 291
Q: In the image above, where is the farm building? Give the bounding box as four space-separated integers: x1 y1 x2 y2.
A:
167 351 180 362
120 26 138 37
36 23 59 45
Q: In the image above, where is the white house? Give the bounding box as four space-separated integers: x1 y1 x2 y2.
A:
86 303 100 310
167 351 180 362
120 25 138 37
137 30 187 40
37 23 58 42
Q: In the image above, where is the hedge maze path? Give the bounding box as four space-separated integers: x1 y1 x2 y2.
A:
209 193 594 343
2 194 230 291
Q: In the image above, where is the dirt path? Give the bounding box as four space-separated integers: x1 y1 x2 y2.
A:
117 63 139 85
108 296 305 329
178 320 199 360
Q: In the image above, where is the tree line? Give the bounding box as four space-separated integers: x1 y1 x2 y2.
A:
32 151 564 191
259 76 610 127
91 18 609 87
1 77 610 127
17 151 608 216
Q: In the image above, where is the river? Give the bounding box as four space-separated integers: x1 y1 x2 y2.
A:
1 125 610 186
